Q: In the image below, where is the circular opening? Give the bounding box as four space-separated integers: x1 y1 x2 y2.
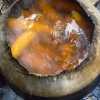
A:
6 0 94 76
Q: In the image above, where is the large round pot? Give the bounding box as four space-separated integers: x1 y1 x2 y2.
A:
0 0 100 100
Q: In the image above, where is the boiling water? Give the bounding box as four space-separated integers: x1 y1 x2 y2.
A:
7 0 93 76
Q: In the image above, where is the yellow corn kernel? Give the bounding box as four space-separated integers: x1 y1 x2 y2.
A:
11 30 35 58
71 11 82 22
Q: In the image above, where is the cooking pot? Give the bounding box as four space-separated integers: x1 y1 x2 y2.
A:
0 0 100 100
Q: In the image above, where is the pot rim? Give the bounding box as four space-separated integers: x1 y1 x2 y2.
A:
0 0 100 97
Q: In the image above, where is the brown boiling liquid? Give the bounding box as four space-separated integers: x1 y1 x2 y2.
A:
7 0 93 76
21 0 94 41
